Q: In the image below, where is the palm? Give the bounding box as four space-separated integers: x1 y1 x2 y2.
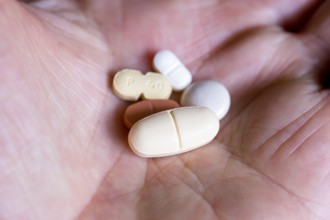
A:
1 0 329 219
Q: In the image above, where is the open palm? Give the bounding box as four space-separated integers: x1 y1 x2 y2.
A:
1 0 330 219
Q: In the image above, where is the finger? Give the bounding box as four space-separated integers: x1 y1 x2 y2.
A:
303 0 330 88
265 0 323 27
304 0 330 53
17 0 90 29
196 27 311 117
19 0 77 12
77 0 324 70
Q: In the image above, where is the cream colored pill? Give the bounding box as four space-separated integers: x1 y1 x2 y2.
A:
124 100 180 129
113 69 172 101
128 106 220 157
181 80 231 120
153 50 192 91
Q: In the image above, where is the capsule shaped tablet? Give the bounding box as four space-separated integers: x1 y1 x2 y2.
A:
113 69 172 101
153 50 192 91
181 80 231 120
124 100 180 128
128 106 220 157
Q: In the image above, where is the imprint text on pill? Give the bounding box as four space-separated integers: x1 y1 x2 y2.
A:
113 69 172 101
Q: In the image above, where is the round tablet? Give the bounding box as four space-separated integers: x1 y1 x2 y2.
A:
180 80 230 120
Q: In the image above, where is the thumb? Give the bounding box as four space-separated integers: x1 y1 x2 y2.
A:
305 0 330 45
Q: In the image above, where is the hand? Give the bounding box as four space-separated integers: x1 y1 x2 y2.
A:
1 0 329 219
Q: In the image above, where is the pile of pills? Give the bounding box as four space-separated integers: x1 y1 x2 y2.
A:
113 50 230 158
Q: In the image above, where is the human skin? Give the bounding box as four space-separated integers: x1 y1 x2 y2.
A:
0 0 330 219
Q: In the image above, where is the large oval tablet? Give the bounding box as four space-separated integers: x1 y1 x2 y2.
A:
181 80 231 120
128 106 220 158
124 100 180 128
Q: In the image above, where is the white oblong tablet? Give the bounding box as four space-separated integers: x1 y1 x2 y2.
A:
181 80 231 120
128 106 220 158
153 50 192 91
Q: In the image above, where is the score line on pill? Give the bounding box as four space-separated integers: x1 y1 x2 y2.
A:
128 106 220 158
153 50 192 91
124 100 180 129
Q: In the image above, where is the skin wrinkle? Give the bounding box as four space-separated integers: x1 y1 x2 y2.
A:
83 96 108 162
205 153 299 219
208 33 295 132
320 171 330 187
252 92 327 158
220 84 259 145
189 28 281 78
89 0 124 69
73 151 126 220
203 149 233 220
174 159 206 194
143 157 183 185
173 4 212 65
139 161 181 213
144 147 228 219
224 153 318 219
30 19 108 144
222 96 330 217
269 97 329 160
86 149 144 210
189 22 223 81
166 170 221 220
2 136 57 219
300 35 330 91
178 160 232 219
279 112 328 159
0 92 42 156
307 34 330 67
137 177 172 220
144 160 165 186
145 159 174 190
188 5 215 56
223 77 313 152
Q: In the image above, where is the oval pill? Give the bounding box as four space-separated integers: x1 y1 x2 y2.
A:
153 50 192 91
124 100 180 128
181 80 231 120
113 69 172 101
128 106 220 157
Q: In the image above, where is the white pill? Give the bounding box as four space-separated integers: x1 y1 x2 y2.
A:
181 80 230 120
153 50 192 91
128 106 219 158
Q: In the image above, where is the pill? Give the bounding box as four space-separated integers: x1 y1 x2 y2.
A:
128 106 220 157
124 100 180 129
181 80 230 120
153 50 192 91
113 69 172 101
